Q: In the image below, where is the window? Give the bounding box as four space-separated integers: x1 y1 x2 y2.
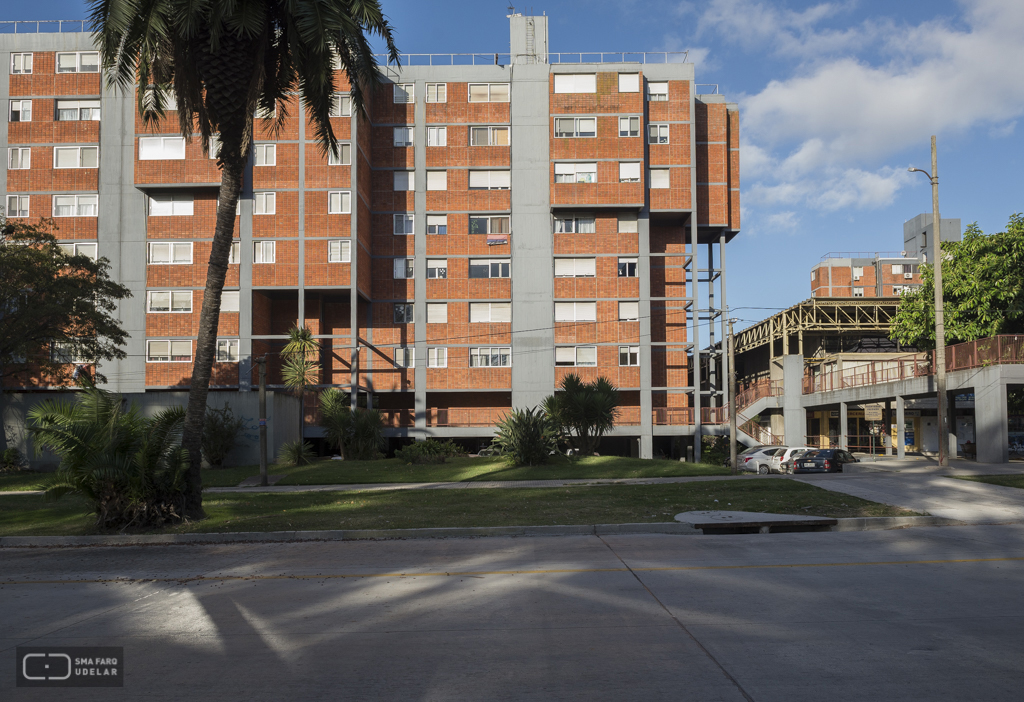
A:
9 100 31 122
147 290 193 313
221 291 240 312
8 147 30 170
253 241 276 263
393 257 414 279
426 171 447 191
553 74 596 93
469 302 511 323
394 347 415 368
468 215 510 234
427 303 448 323
619 116 640 137
427 215 448 235
393 304 414 323
619 346 640 366
328 240 351 263
254 144 276 166
554 302 597 322
53 194 98 217
554 216 596 234
54 146 99 169
51 341 93 364
149 193 194 216
56 100 101 121
426 259 448 279
647 82 669 101
618 257 638 277
648 124 669 144
56 52 99 73
58 242 98 259
469 259 511 279
228 242 241 265
554 118 596 138
426 83 447 103
328 191 352 214
394 84 414 103
618 73 640 92
208 135 221 160
252 104 278 120
891 264 904 274
468 83 509 102
853 287 865 297
393 214 414 235
147 339 192 362
554 163 597 184
139 137 185 160
554 258 596 277
619 213 638 233
468 170 511 190
427 347 447 368
470 126 510 146
329 93 351 117
393 127 414 147
852 266 864 280
254 192 276 215
6 195 29 218
427 127 447 146
649 168 670 189
619 162 641 182
618 301 640 320
555 346 597 367
470 347 511 367
216 339 240 362
149 242 193 264
393 171 414 191
11 53 32 74
328 144 351 165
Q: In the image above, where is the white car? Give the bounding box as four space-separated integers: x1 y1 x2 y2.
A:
738 446 786 474
770 447 817 474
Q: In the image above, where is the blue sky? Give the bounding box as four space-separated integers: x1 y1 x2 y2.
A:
12 1 1023 329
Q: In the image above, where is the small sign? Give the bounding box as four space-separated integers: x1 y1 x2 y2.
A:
258 419 267 426
17 647 123 687
863 405 884 421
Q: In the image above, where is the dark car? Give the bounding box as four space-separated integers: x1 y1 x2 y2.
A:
794 449 858 474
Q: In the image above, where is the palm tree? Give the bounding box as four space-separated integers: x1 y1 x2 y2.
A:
281 326 321 438
89 0 399 517
319 387 385 460
543 374 619 457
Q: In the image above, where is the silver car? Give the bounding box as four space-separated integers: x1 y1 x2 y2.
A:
770 447 816 474
738 446 786 474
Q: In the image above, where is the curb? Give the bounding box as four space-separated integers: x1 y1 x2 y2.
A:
830 516 963 531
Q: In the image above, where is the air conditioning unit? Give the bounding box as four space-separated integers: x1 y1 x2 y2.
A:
904 273 913 279
853 275 861 281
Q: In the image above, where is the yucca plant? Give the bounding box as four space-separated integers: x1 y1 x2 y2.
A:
319 387 385 460
493 407 558 466
277 439 316 467
542 374 619 457
28 381 189 529
281 326 321 438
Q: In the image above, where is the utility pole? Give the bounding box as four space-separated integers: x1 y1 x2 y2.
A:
909 136 948 467
728 318 738 475
257 355 268 487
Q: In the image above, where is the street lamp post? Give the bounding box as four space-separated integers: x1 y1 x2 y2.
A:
909 135 949 468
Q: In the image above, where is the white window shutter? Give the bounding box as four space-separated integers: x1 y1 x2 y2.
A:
577 258 597 276
554 259 575 277
491 303 511 323
427 303 448 324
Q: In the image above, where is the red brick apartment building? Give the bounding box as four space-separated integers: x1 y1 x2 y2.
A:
1 14 739 459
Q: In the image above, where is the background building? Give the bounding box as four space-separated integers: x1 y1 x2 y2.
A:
1 14 740 461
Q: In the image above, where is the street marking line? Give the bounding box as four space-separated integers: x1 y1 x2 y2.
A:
3 555 1024 586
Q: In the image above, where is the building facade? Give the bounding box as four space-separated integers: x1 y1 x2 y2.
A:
1 15 739 459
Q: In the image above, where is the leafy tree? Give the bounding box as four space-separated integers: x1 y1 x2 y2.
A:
0 219 131 394
542 374 619 457
493 407 558 466
29 379 189 529
89 0 399 517
319 387 385 460
891 214 1024 349
281 326 321 438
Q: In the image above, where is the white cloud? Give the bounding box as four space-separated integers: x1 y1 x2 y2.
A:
747 166 913 211
765 211 800 231
990 121 1017 138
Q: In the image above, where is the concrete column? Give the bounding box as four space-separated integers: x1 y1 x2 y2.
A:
413 80 427 432
638 209 653 460
947 389 958 457
975 368 1009 463
896 395 905 459
839 402 848 450
782 355 806 446
884 399 892 456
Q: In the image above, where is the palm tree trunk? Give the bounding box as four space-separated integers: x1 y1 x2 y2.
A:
180 164 244 518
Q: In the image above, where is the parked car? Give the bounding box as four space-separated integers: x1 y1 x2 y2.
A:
736 446 786 474
771 447 816 474
794 448 859 473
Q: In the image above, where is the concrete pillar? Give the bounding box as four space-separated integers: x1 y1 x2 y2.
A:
782 355 806 447
839 402 848 450
947 389 958 457
884 399 892 456
975 369 1008 463
896 395 905 459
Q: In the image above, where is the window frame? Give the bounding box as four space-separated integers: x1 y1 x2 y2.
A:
329 93 352 117
426 170 448 191
553 117 597 138
647 82 669 101
328 190 352 214
52 194 99 217
468 83 510 103
649 168 671 189
619 116 641 137
53 145 98 169
619 345 640 366
147 290 194 314
468 215 511 235
328 240 352 263
554 162 597 184
470 125 511 146
393 257 415 279
146 339 193 363
6 195 29 218
393 213 414 236
327 143 351 165
468 258 511 279
394 347 415 369
393 171 414 191
553 216 596 234
254 143 276 166
426 126 447 147
10 53 33 75
618 257 638 277
427 347 447 368
56 52 100 73
554 301 597 322
57 242 98 260
393 126 414 147
253 240 276 264
8 147 31 170
216 339 240 363
148 241 193 265
393 303 415 324
426 259 448 279
618 73 640 92
648 123 670 144
555 346 598 367
554 258 596 278
427 214 448 235
553 74 597 94
469 302 512 323
56 99 101 121
221 291 240 312
148 193 194 217
9 99 31 122
619 162 642 183
467 170 511 190
470 347 511 368
426 302 448 324
426 83 447 103
618 301 640 321
139 136 186 161
253 191 276 215
394 83 414 103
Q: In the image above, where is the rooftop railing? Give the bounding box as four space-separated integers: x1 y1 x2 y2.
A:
819 251 910 261
0 20 87 33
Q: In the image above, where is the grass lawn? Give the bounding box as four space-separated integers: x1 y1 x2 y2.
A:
954 474 1024 489
200 455 730 488
0 472 49 492
0 479 921 537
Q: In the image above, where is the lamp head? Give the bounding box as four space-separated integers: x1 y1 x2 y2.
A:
908 167 919 173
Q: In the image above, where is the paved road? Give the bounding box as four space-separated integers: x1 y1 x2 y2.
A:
4 525 1024 700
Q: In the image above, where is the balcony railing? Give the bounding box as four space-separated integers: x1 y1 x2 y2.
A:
0 20 87 33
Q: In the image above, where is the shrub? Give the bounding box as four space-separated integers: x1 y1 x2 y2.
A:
1 448 26 473
319 388 386 460
543 373 618 457
395 438 465 464
277 440 316 467
201 403 245 468
493 407 558 466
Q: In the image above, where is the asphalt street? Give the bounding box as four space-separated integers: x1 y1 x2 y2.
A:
4 524 1024 700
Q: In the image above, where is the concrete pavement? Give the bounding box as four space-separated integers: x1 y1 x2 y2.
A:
4 525 1024 700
